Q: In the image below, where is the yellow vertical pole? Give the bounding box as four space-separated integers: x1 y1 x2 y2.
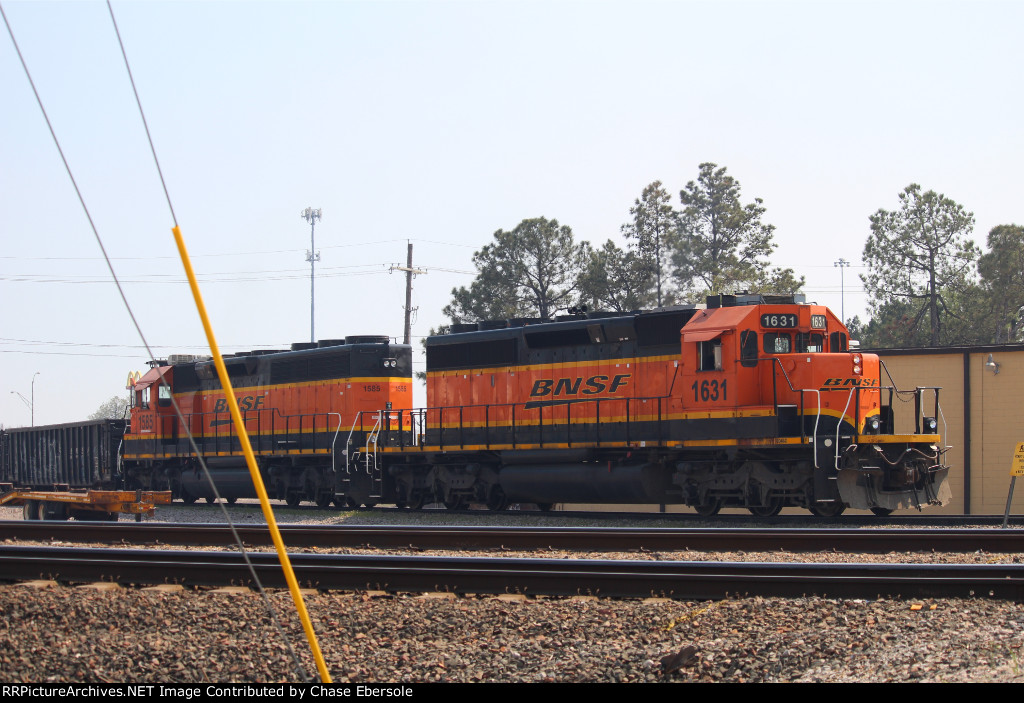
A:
171 226 331 682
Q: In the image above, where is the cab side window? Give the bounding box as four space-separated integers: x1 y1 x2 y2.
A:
698 339 722 371
829 332 848 353
740 330 758 367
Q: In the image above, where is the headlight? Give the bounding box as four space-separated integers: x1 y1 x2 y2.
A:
853 365 862 375
852 354 862 365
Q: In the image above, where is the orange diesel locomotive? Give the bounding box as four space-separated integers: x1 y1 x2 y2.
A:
371 294 949 515
122 335 412 507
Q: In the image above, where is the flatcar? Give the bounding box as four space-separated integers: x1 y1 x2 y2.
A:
368 293 950 516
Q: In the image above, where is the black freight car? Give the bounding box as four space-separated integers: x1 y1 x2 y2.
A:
0 419 127 491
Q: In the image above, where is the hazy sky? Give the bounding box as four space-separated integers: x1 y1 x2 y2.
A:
2 0 1021 426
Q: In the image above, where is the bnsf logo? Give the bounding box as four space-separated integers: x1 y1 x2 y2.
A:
821 378 879 388
530 374 631 397
212 395 266 412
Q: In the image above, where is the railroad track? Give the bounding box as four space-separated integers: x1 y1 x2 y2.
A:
4 521 1024 553
173 502 1024 527
3 544 1023 600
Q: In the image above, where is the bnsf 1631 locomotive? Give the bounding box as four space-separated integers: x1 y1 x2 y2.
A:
369 293 949 516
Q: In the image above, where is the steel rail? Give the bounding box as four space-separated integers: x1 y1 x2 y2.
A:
260 504 1024 527
3 521 1024 553
2 545 1023 600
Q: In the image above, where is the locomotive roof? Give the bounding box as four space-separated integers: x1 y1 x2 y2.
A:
429 305 699 346
148 336 409 368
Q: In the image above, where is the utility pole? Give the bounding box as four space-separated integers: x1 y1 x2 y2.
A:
389 241 427 345
301 207 322 343
834 258 851 323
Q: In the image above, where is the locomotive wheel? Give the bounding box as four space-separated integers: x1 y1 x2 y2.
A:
346 496 361 509
226 496 238 505
333 496 347 509
180 490 197 505
485 487 508 512
22 500 38 521
315 492 334 509
694 499 722 517
407 494 426 510
870 506 894 517
535 502 553 512
748 499 783 517
444 496 465 511
809 502 846 518
286 493 302 508
205 496 216 504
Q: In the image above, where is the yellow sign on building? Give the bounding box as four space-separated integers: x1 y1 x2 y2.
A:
1011 442 1024 477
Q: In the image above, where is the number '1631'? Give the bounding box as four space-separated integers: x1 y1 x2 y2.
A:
692 379 727 402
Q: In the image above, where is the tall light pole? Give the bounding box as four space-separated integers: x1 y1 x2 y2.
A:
301 207 322 343
834 258 851 323
31 371 38 427
10 371 39 426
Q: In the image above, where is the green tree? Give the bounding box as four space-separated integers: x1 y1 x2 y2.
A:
862 184 978 346
89 394 130 420
672 163 801 297
621 181 676 306
978 224 1024 343
577 240 656 312
443 217 587 323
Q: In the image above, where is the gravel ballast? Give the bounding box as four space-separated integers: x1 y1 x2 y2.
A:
3 502 1024 682
2 586 1023 683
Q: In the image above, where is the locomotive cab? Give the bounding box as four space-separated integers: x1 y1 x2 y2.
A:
128 364 178 451
678 294 879 438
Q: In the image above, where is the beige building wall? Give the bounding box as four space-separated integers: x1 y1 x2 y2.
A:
877 346 1024 515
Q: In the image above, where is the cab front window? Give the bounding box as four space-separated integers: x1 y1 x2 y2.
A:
796 333 824 353
764 333 791 354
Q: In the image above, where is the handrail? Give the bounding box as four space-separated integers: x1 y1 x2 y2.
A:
343 414 364 474
364 412 382 475
327 412 343 473
762 356 822 447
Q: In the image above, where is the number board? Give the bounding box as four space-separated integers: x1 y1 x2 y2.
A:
811 314 827 329
761 313 798 328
